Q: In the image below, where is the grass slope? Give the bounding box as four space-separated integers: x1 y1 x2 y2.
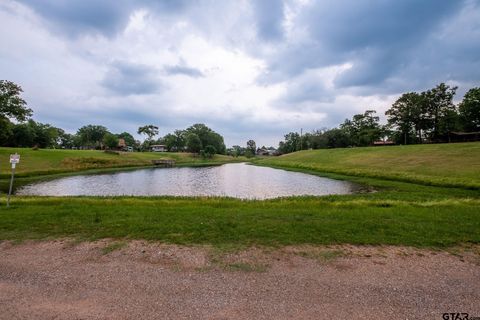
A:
0 147 241 179
1 196 479 247
256 142 480 189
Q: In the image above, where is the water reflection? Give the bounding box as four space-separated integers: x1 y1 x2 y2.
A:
17 163 359 199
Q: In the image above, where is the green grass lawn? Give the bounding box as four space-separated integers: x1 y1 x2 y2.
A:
0 147 242 179
0 195 479 247
256 142 480 189
0 143 479 247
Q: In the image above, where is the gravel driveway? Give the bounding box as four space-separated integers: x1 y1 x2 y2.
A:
1 240 479 320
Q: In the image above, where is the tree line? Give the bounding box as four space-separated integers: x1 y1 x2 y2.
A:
278 83 480 154
143 123 226 156
2 80 478 155
0 80 226 155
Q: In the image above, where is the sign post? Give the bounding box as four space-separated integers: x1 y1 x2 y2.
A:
7 153 20 208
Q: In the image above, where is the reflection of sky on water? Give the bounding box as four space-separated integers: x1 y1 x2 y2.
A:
17 163 359 199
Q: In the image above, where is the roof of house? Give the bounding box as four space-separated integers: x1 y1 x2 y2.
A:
373 141 395 145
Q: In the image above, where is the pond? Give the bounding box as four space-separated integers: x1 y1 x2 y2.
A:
16 163 360 199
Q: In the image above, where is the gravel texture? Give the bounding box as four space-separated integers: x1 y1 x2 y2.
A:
1 240 479 320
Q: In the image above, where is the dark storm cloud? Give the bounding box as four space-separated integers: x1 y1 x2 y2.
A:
305 0 456 52
264 0 467 90
101 61 160 95
19 0 134 36
18 0 190 37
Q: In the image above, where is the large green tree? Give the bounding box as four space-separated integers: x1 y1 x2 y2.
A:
77 125 109 148
246 139 257 155
0 116 13 145
0 80 33 122
277 133 298 154
186 133 202 153
458 87 480 132
161 130 186 151
161 133 176 151
385 92 425 144
10 122 35 147
138 125 159 140
422 83 458 141
340 110 382 146
138 125 159 149
324 128 351 148
185 124 226 154
103 133 119 150
7 120 61 148
30 121 60 148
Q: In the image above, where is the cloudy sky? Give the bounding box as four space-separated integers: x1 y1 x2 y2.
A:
1 0 479 147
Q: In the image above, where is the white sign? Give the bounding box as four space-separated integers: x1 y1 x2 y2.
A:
9 154 20 164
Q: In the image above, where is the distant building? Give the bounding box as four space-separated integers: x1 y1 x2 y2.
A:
373 140 395 146
151 144 167 152
118 138 126 149
256 147 278 156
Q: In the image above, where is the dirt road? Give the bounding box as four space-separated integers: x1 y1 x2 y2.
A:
1 240 479 320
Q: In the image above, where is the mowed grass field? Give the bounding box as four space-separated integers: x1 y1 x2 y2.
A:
257 142 480 189
0 143 479 247
0 147 241 179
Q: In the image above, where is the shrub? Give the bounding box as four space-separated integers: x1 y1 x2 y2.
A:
201 145 217 159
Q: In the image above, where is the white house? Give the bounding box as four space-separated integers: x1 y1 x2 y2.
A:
151 144 167 152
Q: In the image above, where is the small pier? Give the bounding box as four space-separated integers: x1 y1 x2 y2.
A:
151 159 176 167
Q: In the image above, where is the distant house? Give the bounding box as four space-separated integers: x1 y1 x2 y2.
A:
256 148 268 156
256 147 278 156
373 140 395 146
151 144 167 152
118 138 126 149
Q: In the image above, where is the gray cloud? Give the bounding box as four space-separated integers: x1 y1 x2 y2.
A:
101 61 161 95
19 0 134 37
19 0 191 37
164 65 205 78
251 0 285 41
262 0 466 91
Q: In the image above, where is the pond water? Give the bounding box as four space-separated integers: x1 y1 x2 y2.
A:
16 163 360 199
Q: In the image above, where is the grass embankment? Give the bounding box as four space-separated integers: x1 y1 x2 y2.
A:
0 147 242 179
256 142 480 189
0 195 479 247
0 143 479 247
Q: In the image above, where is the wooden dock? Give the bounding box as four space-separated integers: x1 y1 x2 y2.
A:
151 159 176 167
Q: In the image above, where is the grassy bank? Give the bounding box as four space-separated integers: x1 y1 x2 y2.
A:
0 195 479 247
256 142 480 189
0 147 242 179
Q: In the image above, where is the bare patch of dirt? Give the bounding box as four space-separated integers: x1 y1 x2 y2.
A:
1 240 479 319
